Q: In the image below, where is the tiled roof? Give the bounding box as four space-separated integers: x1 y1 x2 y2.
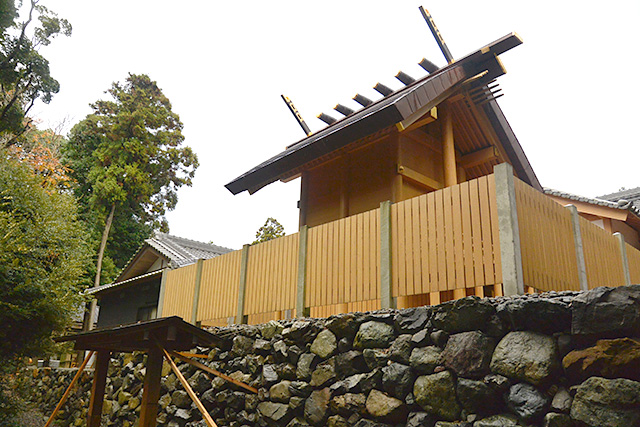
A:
148 233 233 267
597 187 640 207
86 233 233 296
544 188 640 217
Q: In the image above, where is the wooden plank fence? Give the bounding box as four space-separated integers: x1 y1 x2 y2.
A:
158 163 640 325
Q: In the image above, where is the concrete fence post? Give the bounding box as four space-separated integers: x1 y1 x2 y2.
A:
235 244 250 324
191 259 204 324
157 268 168 318
566 205 589 291
614 233 632 286
380 200 394 309
494 163 525 295
296 225 310 318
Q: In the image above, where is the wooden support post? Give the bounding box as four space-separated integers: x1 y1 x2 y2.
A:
339 157 349 218
380 201 394 309
87 351 111 427
614 232 632 286
138 347 163 427
296 225 309 317
157 268 168 317
162 348 218 427
494 163 524 296
566 205 589 291
235 244 250 324
44 351 95 427
191 259 204 324
441 102 457 187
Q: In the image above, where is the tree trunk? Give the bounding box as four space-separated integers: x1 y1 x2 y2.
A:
94 203 116 289
81 203 116 333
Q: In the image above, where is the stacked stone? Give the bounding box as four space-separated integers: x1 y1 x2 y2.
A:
29 366 94 426
27 285 640 427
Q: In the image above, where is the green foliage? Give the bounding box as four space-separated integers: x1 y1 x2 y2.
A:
0 0 71 145
253 217 285 244
63 73 198 275
0 152 88 362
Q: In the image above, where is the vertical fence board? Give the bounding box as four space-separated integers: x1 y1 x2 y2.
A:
162 264 198 320
411 197 422 295
514 178 580 292
487 175 502 284
579 216 625 288
451 184 465 290
460 181 475 288
443 187 455 291
478 176 494 285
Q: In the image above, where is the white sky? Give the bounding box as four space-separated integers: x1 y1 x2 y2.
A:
32 1 640 250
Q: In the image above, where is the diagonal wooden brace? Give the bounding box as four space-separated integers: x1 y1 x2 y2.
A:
44 350 95 427
169 350 258 394
161 346 218 427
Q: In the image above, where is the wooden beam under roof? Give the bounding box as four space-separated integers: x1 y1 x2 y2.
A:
459 146 499 169
396 107 438 132
397 164 443 191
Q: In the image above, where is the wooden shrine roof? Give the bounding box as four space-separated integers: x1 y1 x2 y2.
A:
55 316 216 353
225 33 541 196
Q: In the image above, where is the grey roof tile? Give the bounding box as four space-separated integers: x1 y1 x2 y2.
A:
544 188 640 217
146 232 233 267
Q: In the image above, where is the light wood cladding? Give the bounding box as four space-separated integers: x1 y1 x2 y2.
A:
390 175 501 297
162 263 198 320
197 250 242 322
305 209 380 309
579 216 626 288
160 172 634 326
514 178 580 292
244 233 298 316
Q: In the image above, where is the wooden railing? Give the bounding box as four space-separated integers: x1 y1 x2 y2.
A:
158 164 640 326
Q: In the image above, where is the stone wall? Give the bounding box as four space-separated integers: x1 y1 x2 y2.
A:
28 285 640 427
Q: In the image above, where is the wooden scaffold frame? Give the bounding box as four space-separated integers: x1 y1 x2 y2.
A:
47 316 256 427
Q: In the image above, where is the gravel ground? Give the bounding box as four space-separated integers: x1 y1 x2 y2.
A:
11 408 47 427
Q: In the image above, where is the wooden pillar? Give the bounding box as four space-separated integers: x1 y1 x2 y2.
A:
139 347 164 427
391 134 403 203
380 201 394 309
235 244 250 324
191 259 204 324
87 351 111 427
457 166 466 183
296 226 309 317
339 157 349 218
494 163 524 296
441 102 457 187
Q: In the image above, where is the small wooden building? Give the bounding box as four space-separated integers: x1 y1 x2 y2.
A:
227 33 541 227
88 233 231 328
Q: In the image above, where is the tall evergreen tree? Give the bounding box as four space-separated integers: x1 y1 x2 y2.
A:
64 73 199 295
